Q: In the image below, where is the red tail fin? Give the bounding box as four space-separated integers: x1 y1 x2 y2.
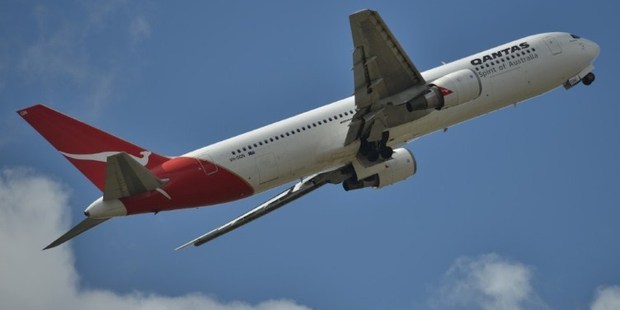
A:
18 104 169 191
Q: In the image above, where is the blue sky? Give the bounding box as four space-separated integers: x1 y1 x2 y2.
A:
1 1 619 309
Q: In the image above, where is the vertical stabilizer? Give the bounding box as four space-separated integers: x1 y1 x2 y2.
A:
18 104 169 191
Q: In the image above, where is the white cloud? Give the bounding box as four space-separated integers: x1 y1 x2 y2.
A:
15 3 152 118
431 253 548 310
591 286 620 310
0 168 310 310
130 16 151 44
19 20 88 82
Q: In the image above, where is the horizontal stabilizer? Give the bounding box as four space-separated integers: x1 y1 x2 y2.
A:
104 152 165 201
44 218 108 250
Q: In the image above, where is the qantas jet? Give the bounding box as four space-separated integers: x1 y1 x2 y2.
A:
18 10 599 250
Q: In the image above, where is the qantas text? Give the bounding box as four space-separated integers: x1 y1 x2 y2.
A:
470 42 530 65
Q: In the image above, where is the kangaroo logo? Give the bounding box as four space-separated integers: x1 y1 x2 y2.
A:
60 150 152 166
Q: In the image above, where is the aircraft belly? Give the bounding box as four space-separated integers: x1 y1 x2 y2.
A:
255 153 280 184
251 126 356 193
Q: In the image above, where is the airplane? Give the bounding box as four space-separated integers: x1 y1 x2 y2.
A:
18 9 600 250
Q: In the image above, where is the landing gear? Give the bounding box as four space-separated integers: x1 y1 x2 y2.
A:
360 141 381 162
359 133 394 163
367 149 379 162
380 146 393 159
365 146 392 162
582 72 595 86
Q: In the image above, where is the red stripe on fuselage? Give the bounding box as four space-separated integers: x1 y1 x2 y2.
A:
121 157 254 215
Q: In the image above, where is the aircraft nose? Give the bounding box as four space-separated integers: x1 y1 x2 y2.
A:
584 38 600 60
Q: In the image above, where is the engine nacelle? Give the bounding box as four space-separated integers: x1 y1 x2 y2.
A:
406 69 481 111
432 69 481 109
344 148 417 191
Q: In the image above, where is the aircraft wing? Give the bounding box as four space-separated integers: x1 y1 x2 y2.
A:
345 9 428 145
175 169 347 250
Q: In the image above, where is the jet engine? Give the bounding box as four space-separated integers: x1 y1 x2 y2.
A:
343 148 416 191
406 69 481 111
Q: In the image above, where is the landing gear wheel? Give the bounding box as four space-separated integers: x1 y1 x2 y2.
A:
582 72 595 86
359 141 370 156
367 149 379 162
380 146 393 159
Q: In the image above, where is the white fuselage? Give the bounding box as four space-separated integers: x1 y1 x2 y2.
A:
185 32 599 195
25 26 599 249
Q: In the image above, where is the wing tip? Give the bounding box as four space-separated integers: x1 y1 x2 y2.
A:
351 9 375 15
175 236 210 251
42 218 109 251
174 242 194 251
42 235 67 250
17 104 47 117
349 9 378 22
42 244 56 251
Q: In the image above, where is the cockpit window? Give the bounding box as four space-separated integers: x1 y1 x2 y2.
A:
570 34 581 39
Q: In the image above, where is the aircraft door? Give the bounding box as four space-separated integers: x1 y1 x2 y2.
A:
197 154 218 175
545 36 562 55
